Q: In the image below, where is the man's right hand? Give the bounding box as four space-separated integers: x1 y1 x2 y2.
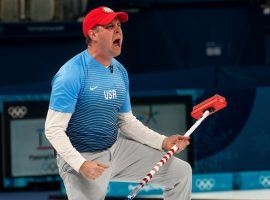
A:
79 160 109 180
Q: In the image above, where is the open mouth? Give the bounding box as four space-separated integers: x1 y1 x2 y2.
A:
113 38 121 47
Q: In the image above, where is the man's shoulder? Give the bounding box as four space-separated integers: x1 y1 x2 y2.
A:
52 52 85 83
59 51 85 73
65 51 85 67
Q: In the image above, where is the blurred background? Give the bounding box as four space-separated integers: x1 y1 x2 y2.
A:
0 0 270 199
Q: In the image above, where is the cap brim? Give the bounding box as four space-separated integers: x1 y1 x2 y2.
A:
98 12 128 26
115 12 128 22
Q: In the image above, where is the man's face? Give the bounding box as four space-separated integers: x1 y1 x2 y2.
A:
94 18 123 57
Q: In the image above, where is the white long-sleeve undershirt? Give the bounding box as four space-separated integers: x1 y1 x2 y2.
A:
45 109 166 173
45 109 85 173
118 111 167 150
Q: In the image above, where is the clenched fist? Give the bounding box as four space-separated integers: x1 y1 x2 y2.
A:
79 160 109 180
162 135 190 153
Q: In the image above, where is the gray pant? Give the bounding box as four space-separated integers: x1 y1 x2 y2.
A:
57 134 192 200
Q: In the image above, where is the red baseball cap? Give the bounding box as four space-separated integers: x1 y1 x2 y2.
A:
82 6 128 37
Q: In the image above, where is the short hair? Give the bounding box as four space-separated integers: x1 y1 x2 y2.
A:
85 36 92 45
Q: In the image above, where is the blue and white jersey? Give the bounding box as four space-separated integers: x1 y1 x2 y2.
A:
49 50 131 152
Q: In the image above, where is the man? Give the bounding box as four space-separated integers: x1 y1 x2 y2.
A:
45 6 191 200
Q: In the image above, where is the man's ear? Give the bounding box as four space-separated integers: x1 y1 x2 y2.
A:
88 29 97 41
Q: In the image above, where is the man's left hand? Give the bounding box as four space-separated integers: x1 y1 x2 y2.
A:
162 135 190 153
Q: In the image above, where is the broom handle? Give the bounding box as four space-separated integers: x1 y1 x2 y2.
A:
127 110 210 200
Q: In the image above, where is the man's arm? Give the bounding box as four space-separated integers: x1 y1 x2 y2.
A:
45 109 109 179
45 109 86 172
118 111 166 150
118 111 190 152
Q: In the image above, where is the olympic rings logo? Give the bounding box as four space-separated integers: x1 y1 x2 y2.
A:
195 178 215 191
259 176 270 188
8 106 28 119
